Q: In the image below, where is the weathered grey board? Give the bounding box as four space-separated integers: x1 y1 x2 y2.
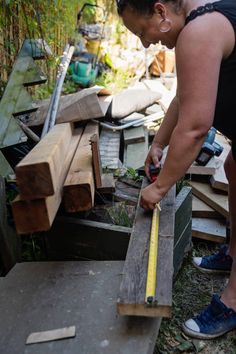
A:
124 130 148 170
117 179 176 317
192 196 222 219
0 39 47 149
123 126 145 145
45 217 132 261
99 128 121 170
0 261 161 354
174 187 192 277
192 218 226 243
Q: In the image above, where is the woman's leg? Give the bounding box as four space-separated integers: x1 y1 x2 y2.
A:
221 150 236 311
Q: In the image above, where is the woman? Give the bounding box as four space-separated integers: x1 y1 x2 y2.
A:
116 0 236 339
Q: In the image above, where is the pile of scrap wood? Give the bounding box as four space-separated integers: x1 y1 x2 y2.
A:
189 133 230 244
11 76 177 234
11 121 114 235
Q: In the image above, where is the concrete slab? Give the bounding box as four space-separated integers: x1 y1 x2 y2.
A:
0 261 161 354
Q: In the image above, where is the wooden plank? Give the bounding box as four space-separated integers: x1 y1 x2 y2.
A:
187 157 219 175
13 88 39 115
210 165 228 192
0 177 19 274
100 128 121 170
210 134 230 192
162 147 219 175
63 122 98 213
123 126 145 145
90 133 102 188
23 57 47 86
0 261 161 354
188 180 229 219
29 89 107 127
174 187 192 277
97 174 116 194
12 128 83 234
45 217 131 260
192 196 222 219
124 130 148 170
16 123 73 199
0 39 48 148
192 218 226 243
117 179 175 317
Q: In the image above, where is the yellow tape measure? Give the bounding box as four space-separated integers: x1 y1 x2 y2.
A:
145 203 161 306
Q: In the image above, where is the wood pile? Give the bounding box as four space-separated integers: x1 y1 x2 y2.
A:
188 133 230 244
11 121 115 235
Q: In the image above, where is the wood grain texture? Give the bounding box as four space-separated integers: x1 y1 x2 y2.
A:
12 128 83 234
97 174 115 194
188 180 229 219
192 196 222 219
192 218 226 243
117 178 175 317
16 123 73 199
63 122 98 212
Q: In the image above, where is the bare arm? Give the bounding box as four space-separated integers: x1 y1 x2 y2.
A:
141 12 234 209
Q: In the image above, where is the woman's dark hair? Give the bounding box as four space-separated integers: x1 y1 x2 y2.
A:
116 0 181 16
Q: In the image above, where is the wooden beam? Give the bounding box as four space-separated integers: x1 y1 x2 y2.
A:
117 178 175 317
15 123 73 199
63 122 98 213
12 128 83 234
188 180 229 219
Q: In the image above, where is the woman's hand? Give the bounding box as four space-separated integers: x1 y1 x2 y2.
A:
145 142 164 180
140 182 165 210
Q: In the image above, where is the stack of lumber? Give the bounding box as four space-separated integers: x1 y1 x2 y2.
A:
11 121 113 234
189 134 230 244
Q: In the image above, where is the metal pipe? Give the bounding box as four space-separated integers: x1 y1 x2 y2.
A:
48 45 75 130
41 44 70 138
95 112 164 131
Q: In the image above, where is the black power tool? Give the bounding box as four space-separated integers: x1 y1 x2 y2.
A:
196 127 223 166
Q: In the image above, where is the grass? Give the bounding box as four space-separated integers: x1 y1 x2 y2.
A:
155 240 236 354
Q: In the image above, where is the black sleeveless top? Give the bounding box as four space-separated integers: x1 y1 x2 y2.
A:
185 0 236 143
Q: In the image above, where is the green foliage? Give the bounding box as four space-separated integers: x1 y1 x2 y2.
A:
107 202 133 227
95 67 133 93
125 167 142 182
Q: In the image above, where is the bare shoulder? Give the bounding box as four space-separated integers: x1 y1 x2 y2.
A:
176 11 235 60
174 12 235 127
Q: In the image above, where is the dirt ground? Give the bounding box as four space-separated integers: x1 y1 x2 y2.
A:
155 240 236 354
